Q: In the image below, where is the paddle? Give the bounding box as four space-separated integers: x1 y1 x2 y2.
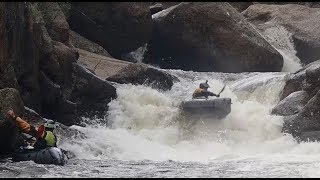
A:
217 84 226 96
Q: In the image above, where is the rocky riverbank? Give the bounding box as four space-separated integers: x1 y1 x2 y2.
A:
1 2 320 156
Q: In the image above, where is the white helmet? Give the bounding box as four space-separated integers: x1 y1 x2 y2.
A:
44 119 56 129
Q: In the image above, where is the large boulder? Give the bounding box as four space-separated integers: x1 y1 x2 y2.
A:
40 41 78 85
271 90 310 116
0 88 25 155
145 2 283 72
282 89 320 140
304 62 320 96
76 48 131 80
67 2 153 58
63 63 117 119
23 106 44 127
69 30 112 57
106 63 178 91
242 4 320 65
228 2 254 12
279 60 320 100
0 2 44 113
256 2 320 8
0 3 26 90
150 3 163 15
151 2 180 9
37 2 71 45
38 71 78 126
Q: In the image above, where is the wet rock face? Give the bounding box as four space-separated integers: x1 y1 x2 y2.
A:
69 30 111 57
150 3 163 15
106 63 178 91
37 2 70 44
243 4 320 65
144 2 283 72
0 3 26 90
282 89 320 139
279 60 320 100
271 91 310 116
279 62 320 141
64 63 117 120
0 88 25 154
67 2 153 58
228 2 254 12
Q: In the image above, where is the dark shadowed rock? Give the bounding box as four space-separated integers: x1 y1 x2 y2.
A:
304 63 320 96
272 91 310 116
106 63 178 91
38 71 79 126
0 3 26 90
0 2 45 117
145 2 283 72
64 63 117 118
299 131 320 142
243 4 320 65
279 60 320 100
69 30 112 57
67 2 152 58
40 41 78 84
37 2 71 45
228 2 254 12
282 89 320 139
279 73 305 100
150 3 163 15
0 88 25 155
23 106 43 127
256 2 320 8
151 2 180 9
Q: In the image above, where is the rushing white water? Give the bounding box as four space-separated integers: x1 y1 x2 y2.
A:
261 25 302 72
53 23 314 173
7 59 320 178
57 69 311 164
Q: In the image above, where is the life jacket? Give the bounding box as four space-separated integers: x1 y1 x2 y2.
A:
44 131 56 147
192 88 205 98
37 124 45 138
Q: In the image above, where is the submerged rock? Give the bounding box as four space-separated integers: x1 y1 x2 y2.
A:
106 63 178 91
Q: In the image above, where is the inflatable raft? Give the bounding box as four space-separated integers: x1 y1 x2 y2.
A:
180 98 231 119
12 147 67 166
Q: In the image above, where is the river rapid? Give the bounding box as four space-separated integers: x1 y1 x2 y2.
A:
3 24 320 178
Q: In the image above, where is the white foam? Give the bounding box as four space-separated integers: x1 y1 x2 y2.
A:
261 25 302 72
59 71 320 163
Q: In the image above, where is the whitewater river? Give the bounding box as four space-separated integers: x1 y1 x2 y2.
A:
2 24 320 177
2 69 320 178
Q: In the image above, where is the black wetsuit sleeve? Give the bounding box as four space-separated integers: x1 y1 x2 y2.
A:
204 91 218 97
33 138 47 149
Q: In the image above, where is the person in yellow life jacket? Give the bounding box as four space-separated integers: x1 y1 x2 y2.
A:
7 110 57 149
33 119 57 149
192 80 220 99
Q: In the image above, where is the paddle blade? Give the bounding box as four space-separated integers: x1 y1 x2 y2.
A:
218 84 226 95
